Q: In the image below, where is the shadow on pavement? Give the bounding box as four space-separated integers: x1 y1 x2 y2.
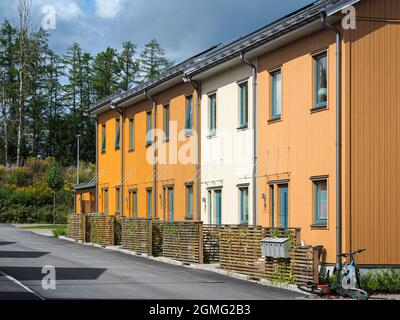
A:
0 242 16 246
0 266 107 281
0 251 50 258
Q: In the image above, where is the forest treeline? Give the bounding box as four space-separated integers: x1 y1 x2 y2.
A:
0 0 174 168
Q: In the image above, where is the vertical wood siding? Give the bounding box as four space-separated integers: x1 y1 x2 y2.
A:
349 0 400 265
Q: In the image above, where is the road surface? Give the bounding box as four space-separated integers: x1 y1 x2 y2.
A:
0 224 302 300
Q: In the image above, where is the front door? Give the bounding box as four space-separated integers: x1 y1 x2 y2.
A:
215 190 222 225
278 184 288 228
168 187 174 221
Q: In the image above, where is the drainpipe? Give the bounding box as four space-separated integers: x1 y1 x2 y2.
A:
111 103 124 217
145 90 157 219
95 117 98 213
321 11 342 281
240 51 258 226
183 75 201 222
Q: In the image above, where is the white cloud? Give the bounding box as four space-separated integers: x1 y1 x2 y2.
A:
95 0 121 19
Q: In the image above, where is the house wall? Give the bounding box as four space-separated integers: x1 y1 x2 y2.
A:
154 83 198 221
346 0 400 265
123 99 154 218
97 109 122 215
257 30 338 263
201 63 256 225
75 190 96 214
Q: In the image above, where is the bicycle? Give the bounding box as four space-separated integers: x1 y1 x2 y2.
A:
297 248 369 300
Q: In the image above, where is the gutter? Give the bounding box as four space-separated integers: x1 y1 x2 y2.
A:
320 11 342 282
145 90 158 219
183 75 201 222
240 52 258 226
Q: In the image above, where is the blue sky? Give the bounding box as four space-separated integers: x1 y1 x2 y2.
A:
0 0 315 62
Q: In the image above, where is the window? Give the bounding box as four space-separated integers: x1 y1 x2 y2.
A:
116 187 121 213
129 118 135 151
238 82 248 128
314 53 327 109
115 118 120 149
186 184 194 219
208 93 217 136
185 95 193 134
164 105 170 141
147 188 152 218
313 179 327 226
146 112 152 145
239 187 249 224
101 124 106 153
271 70 282 120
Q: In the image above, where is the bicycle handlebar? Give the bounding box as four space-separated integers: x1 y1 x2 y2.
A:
338 248 366 258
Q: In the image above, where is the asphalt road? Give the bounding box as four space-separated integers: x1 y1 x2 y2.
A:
0 224 302 300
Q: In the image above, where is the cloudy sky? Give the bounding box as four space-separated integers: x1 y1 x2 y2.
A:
0 0 315 62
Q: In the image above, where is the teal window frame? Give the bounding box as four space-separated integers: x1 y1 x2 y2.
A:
270 185 275 227
164 105 170 141
208 93 217 136
185 95 193 134
147 189 152 218
313 53 328 109
146 111 152 145
314 179 327 226
239 187 249 225
115 118 121 149
186 184 193 219
101 124 106 153
238 82 249 128
271 70 282 120
129 118 135 151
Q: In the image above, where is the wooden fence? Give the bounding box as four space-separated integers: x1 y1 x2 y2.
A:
121 218 152 255
157 221 203 264
67 215 319 284
67 213 90 242
90 214 115 247
207 224 317 285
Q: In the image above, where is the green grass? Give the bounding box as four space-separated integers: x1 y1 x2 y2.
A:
18 224 66 230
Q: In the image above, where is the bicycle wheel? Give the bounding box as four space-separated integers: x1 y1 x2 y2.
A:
297 283 330 297
340 288 369 300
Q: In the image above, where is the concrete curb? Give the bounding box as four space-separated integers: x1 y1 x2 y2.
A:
58 236 305 295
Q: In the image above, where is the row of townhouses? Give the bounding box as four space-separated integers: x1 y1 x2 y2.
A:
72 0 400 267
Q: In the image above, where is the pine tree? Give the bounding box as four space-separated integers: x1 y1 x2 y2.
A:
92 47 120 100
118 41 138 91
139 38 174 82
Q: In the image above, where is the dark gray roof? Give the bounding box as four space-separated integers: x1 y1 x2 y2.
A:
89 0 350 114
70 183 96 191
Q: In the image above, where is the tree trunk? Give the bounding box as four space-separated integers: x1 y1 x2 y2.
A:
53 192 56 225
1 86 10 168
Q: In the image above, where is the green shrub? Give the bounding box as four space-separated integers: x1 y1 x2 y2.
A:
361 269 400 295
8 169 32 187
53 225 67 237
0 204 70 224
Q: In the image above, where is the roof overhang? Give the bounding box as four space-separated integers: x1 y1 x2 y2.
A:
190 15 340 81
325 0 360 16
